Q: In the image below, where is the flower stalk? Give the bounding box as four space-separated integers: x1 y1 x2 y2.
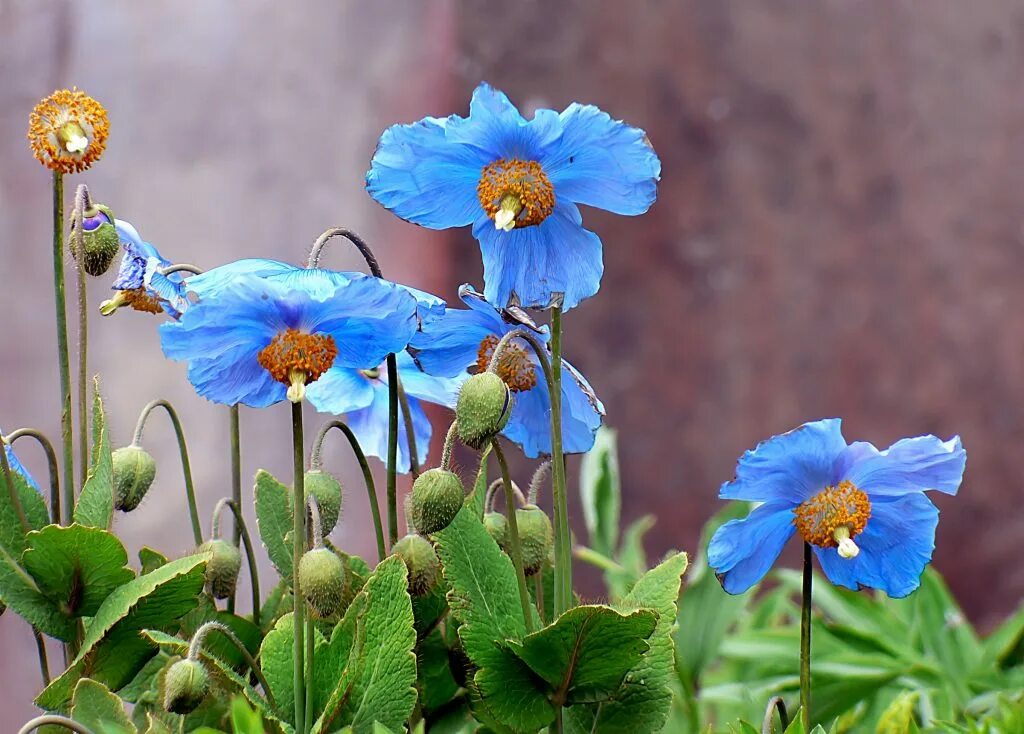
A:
492 440 534 634
187 621 276 710
6 429 61 524
800 542 813 731
291 401 307 734
227 404 242 614
71 184 90 488
549 306 571 616
50 171 74 523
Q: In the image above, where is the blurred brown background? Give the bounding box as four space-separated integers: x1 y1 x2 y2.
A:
2 0 1023 727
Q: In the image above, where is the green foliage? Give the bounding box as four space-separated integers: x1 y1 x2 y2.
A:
71 678 136 734
74 379 115 529
579 426 620 559
139 546 169 575
255 469 294 584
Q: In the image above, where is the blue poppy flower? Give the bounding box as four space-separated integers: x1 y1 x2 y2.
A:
160 272 420 408
366 83 661 311
708 418 966 598
1 429 40 492
409 284 604 458
100 219 187 318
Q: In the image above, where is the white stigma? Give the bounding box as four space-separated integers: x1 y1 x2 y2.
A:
65 133 88 153
494 207 517 232
833 525 860 559
287 370 307 403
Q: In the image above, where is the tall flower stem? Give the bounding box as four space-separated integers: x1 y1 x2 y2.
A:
310 420 386 562
290 401 307 734
210 498 261 627
385 353 400 545
131 400 202 546
549 306 571 615
71 185 90 488
17 716 95 734
304 615 315 734
227 405 242 614
492 440 534 634
396 378 420 477
799 542 813 731
7 429 61 524
188 621 276 709
50 171 74 523
33 630 50 684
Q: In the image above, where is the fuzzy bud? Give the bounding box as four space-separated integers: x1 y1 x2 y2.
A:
483 511 509 548
456 372 512 449
515 505 554 576
409 468 465 534
303 470 342 535
393 533 440 596
197 539 242 600
71 204 119 276
163 658 209 714
297 547 347 618
112 445 157 512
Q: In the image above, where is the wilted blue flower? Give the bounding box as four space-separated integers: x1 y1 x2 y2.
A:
160 273 420 408
367 83 660 311
1 429 39 492
708 418 966 598
100 219 187 318
409 284 604 458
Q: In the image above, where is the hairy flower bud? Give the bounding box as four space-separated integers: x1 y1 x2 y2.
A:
483 511 509 548
456 372 512 449
112 445 157 512
71 204 119 276
197 539 242 600
303 470 342 535
409 468 464 534
515 505 554 576
393 533 440 596
297 547 347 618
163 658 209 714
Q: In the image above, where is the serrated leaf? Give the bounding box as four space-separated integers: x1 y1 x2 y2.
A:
70 678 136 734
179 597 261 670
313 585 369 730
434 507 553 731
139 547 168 575
579 426 620 558
259 613 309 727
36 553 207 710
23 523 135 618
0 449 49 555
255 470 294 584
74 379 114 529
0 540 77 640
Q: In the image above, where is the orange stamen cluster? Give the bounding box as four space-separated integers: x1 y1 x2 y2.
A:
28 88 109 174
792 480 871 548
257 329 338 386
477 158 555 228
475 334 537 392
121 289 163 315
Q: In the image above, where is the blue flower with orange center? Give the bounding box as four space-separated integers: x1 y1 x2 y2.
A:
101 219 187 318
708 418 966 598
366 83 661 311
409 284 604 458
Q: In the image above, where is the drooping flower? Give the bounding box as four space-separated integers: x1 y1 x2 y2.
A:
1 429 40 492
366 83 660 311
28 88 109 174
708 418 966 598
160 273 420 408
409 284 604 458
100 220 188 318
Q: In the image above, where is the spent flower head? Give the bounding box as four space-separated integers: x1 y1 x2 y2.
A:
28 88 109 174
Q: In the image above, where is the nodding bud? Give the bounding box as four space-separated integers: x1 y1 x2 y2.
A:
112 445 157 512
483 512 509 548
71 204 119 276
163 658 209 714
456 372 512 450
409 468 465 535
393 534 440 596
514 505 554 576
303 470 343 535
297 548 348 618
197 539 242 600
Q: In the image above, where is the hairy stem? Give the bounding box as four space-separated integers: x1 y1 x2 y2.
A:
72 184 90 489
228 405 242 614
492 440 534 634
6 429 60 524
396 376 420 477
33 629 50 684
549 306 571 615
762 695 789 734
18 716 95 734
800 542 813 731
386 353 400 545
291 401 307 734
440 421 458 471
50 171 74 523
187 621 276 709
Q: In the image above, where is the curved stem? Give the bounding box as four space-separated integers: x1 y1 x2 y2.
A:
385 353 400 545
187 621 276 710
572 545 624 575
396 376 420 478
492 440 534 634
18 716 95 734
761 695 789 734
209 498 261 628
1 441 30 533
50 171 74 524
527 460 551 506
72 184 89 489
290 401 307 734
307 228 383 276
486 328 553 387
549 307 571 616
33 629 50 684
484 477 527 514
159 263 204 276
7 429 61 524
306 495 324 549
132 400 202 546
310 420 386 562
800 542 813 731
440 421 458 471
228 405 242 614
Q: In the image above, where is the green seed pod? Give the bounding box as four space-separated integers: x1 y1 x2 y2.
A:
71 205 120 276
163 658 209 714
456 372 512 449
515 505 554 576
297 547 347 618
483 511 509 548
197 539 242 600
409 468 464 534
111 445 157 512
303 470 342 534
393 533 440 596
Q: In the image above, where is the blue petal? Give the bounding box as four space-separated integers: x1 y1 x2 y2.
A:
842 435 966 498
112 219 168 291
185 259 302 300
445 83 562 160
305 365 376 415
2 428 40 492
409 295 501 379
814 492 939 598
474 201 603 311
541 103 661 215
143 259 188 318
719 419 848 505
184 349 284 408
396 352 463 408
708 502 796 594
345 380 432 474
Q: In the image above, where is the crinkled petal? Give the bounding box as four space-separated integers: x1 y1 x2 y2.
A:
541 103 660 215
444 83 562 161
708 501 796 594
719 419 848 505
305 366 376 416
184 349 283 408
843 435 966 498
814 492 939 598
409 303 499 379
474 201 603 311
112 219 168 291
345 383 431 474
185 259 304 300
143 258 188 318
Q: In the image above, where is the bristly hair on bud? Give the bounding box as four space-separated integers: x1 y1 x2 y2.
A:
162 658 209 715
513 504 554 576
28 88 109 174
70 186 119 276
197 538 242 600
409 468 465 535
297 547 348 618
112 444 157 512
393 533 440 596
456 372 512 450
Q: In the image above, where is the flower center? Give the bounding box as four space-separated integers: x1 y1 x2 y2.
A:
475 334 537 392
28 88 109 174
257 329 338 402
477 158 555 231
792 480 871 558
99 289 164 316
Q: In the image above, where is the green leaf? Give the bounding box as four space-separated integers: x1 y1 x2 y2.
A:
259 612 320 727
911 569 980 705
434 507 553 731
418 627 460 712
23 523 135 617
70 678 137 734
579 426 620 558
876 691 920 733
606 514 655 598
37 553 208 710
372 724 398 734
255 469 294 584
506 604 655 705
467 444 492 520
230 696 265 734
179 597 261 670
313 586 369 730
139 713 173 734
74 379 115 529
139 547 168 575
0 450 49 555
